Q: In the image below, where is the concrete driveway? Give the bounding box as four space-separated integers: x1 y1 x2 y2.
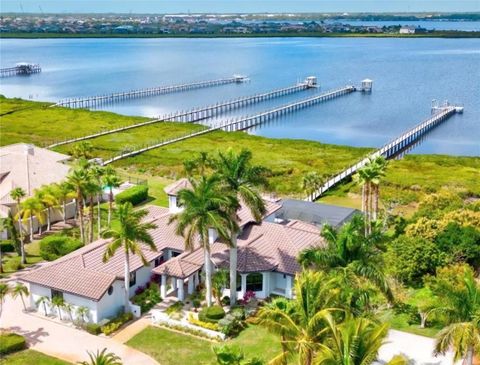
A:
1 295 159 365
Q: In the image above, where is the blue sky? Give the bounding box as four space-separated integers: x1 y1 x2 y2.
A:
1 0 478 13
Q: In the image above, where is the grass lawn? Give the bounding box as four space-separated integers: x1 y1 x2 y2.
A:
0 350 71 365
127 325 282 365
0 240 43 278
388 313 442 338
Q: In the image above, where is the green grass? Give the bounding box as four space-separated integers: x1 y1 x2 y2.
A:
127 325 282 365
0 350 71 365
0 240 43 278
388 313 442 338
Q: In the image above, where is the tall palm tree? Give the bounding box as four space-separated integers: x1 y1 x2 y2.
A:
17 196 45 247
102 203 157 313
11 282 29 311
370 157 388 221
10 187 26 261
102 168 121 228
79 348 123 365
298 215 393 303
213 148 268 305
353 163 375 234
51 295 65 320
0 283 10 320
433 268 480 365
36 295 50 316
169 175 239 307
66 168 90 244
84 177 102 243
301 171 324 201
52 182 76 223
88 164 106 240
314 315 392 365
257 270 339 365
35 185 58 232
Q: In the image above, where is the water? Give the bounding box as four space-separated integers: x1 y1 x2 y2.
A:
0 37 479 156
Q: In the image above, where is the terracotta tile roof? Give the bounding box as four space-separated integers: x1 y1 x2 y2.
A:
237 198 281 227
164 178 191 196
153 257 202 279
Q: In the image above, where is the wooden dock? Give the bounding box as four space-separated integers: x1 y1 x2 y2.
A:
102 85 355 165
52 75 248 109
0 63 41 77
47 81 313 148
305 105 461 201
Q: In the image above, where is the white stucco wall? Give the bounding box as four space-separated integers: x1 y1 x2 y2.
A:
128 262 155 297
96 281 124 322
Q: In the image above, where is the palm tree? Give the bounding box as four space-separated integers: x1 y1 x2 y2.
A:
88 164 106 240
0 283 10 320
11 282 29 311
52 182 76 223
0 218 7 273
102 168 121 228
76 306 90 324
212 269 229 306
62 302 75 322
213 148 268 305
35 185 58 232
169 175 238 307
370 157 388 221
17 196 45 247
78 348 122 365
66 168 90 244
433 268 480 365
298 215 393 303
314 315 391 365
51 295 65 320
257 270 339 365
102 203 157 313
71 141 94 160
36 295 50 316
301 171 324 201
84 177 102 243
353 163 375 234
10 187 26 262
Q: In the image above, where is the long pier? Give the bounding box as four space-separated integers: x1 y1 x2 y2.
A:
52 76 248 109
306 104 462 201
0 63 41 77
102 85 355 165
47 81 314 148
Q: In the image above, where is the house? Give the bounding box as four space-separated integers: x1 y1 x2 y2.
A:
0 143 72 237
399 26 416 34
21 178 359 323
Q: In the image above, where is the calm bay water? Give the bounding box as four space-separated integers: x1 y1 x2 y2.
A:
0 37 479 156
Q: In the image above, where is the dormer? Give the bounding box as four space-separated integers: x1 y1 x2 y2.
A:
164 178 192 214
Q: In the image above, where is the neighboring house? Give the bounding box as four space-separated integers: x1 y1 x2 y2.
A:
0 143 71 237
21 178 359 324
399 26 416 34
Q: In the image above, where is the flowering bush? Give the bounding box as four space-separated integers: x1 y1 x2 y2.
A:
132 283 161 313
239 290 256 305
135 285 146 296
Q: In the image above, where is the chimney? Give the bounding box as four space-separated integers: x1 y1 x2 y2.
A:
208 228 218 244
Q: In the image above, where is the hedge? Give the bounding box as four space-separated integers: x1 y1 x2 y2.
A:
115 185 149 206
199 305 225 323
0 240 15 253
0 333 27 355
84 323 102 335
39 235 83 261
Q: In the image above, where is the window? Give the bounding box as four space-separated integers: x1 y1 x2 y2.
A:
154 256 165 267
51 289 63 300
171 251 181 258
108 286 114 295
225 273 242 291
246 273 263 292
129 271 136 286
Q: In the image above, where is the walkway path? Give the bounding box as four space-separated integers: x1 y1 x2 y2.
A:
1 295 159 365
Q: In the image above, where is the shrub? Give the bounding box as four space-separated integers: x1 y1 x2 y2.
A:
39 235 83 261
192 299 201 312
0 333 27 355
230 307 246 321
0 240 15 253
101 322 121 336
165 301 184 316
131 283 161 313
218 314 246 337
188 313 219 331
221 296 230 306
115 185 149 206
199 305 225 323
84 323 102 335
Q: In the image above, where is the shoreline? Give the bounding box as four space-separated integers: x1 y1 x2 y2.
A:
1 31 480 39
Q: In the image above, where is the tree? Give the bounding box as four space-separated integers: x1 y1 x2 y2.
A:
17 196 45 248
257 270 339 365
51 295 65 320
431 265 480 365
314 315 394 365
102 203 157 313
71 141 94 160
299 215 393 302
11 282 29 312
353 163 374 234
62 302 74 322
84 176 102 243
212 344 265 365
78 348 123 365
0 283 9 320
52 182 76 223
88 164 106 240
301 171 324 201
35 185 58 232
435 223 480 268
212 269 229 306
10 187 26 260
169 175 238 307
213 148 268 305
102 168 121 228
369 156 388 221
36 295 50 316
66 168 90 244
76 306 90 324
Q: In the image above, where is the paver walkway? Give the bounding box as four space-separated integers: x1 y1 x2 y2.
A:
1 295 159 365
112 316 151 343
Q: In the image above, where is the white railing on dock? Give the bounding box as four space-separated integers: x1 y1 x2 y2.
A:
52 76 248 109
102 85 356 165
47 82 312 148
0 64 41 77
306 106 459 201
